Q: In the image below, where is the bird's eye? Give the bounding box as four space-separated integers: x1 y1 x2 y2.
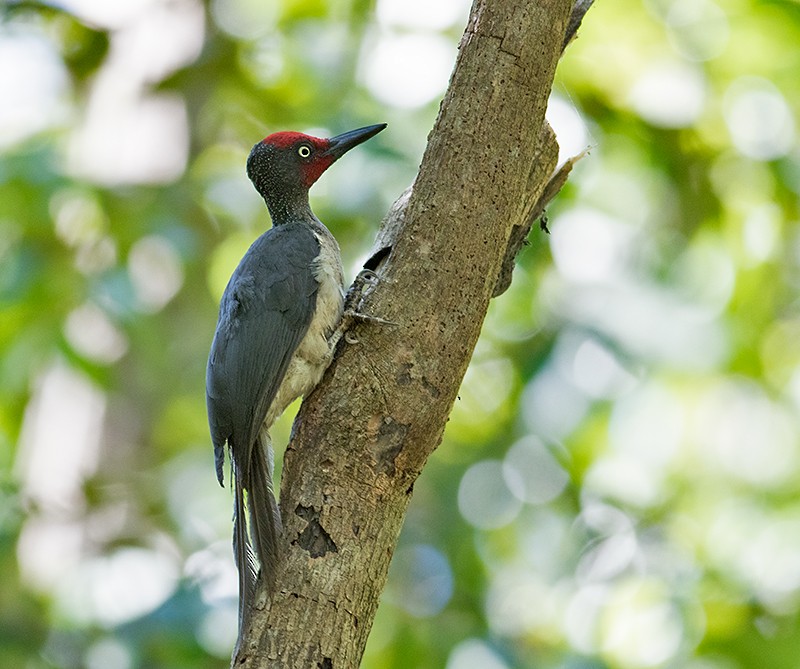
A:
297 144 312 159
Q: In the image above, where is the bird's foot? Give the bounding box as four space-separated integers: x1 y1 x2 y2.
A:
343 268 382 313
346 311 396 326
342 311 397 344
333 271 396 348
337 308 397 345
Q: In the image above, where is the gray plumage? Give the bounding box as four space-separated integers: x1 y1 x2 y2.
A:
206 223 322 631
207 224 321 482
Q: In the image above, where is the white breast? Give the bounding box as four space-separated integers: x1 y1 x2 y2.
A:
263 227 344 428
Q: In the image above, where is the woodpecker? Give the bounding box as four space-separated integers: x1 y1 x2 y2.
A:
205 123 386 642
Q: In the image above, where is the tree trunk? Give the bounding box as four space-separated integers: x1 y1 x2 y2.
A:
234 0 581 666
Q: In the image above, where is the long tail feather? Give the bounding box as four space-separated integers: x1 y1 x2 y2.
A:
233 470 257 655
247 432 283 591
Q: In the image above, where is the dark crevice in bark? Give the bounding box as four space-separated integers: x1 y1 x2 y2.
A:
294 505 338 557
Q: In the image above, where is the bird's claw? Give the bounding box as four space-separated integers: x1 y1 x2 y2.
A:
357 268 381 284
346 311 397 327
333 269 396 352
331 306 396 352
344 268 384 312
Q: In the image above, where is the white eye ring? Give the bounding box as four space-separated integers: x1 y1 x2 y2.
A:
298 145 312 158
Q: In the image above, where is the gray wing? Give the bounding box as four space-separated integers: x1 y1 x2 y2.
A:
206 222 320 485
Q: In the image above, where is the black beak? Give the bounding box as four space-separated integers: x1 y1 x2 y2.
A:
324 123 387 160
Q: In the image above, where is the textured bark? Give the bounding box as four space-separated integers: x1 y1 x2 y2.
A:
234 0 580 666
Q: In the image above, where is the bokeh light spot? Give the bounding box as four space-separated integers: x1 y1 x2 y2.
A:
600 579 684 668
0 29 69 148
665 0 729 61
724 77 795 161
521 365 589 441
362 32 455 109
485 567 560 637
197 606 238 658
387 544 453 617
458 460 522 530
211 0 277 39
85 637 133 669
65 303 129 364
547 95 590 164
446 638 509 669
629 60 706 128
550 207 631 283
695 380 798 488
128 235 184 312
503 436 570 505
376 0 470 30
56 548 179 627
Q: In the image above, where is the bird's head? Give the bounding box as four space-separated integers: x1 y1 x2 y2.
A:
246 123 386 222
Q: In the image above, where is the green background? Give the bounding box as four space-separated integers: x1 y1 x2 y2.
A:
1 0 799 667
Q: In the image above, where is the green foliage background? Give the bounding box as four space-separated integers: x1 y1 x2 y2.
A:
1 0 799 668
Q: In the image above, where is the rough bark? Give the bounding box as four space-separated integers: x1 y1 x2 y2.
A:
233 0 585 666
